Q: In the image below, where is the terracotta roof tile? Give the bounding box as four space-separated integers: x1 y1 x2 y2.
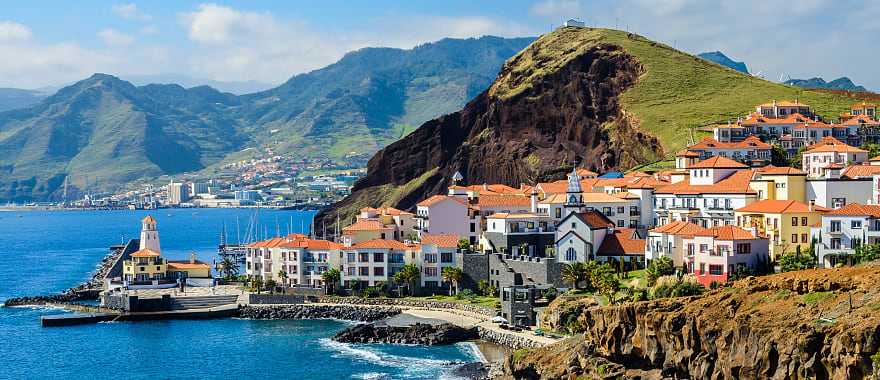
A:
804 137 866 154
167 261 211 270
841 164 880 179
655 169 755 195
142 215 156 223
694 225 762 240
342 220 391 234
735 200 828 214
597 229 645 256
755 165 806 175
478 194 531 208
131 248 161 257
688 135 771 150
349 239 412 250
575 210 614 229
688 156 750 169
417 194 467 207
420 234 461 248
650 221 707 237
824 203 880 218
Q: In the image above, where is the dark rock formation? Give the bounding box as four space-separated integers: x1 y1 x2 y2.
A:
503 265 880 379
333 322 478 345
317 28 664 227
238 305 400 322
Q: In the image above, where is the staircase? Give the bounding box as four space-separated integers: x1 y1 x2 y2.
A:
169 295 239 311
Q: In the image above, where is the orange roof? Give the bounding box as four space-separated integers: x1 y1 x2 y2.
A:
688 136 771 150
349 239 412 250
246 237 292 248
342 220 391 234
417 194 467 207
280 235 342 250
478 194 531 208
871 156 880 161
131 248 161 257
693 225 762 240
758 101 809 108
597 229 645 256
754 165 806 175
841 164 880 179
676 149 700 158
655 169 755 195
571 210 614 229
735 200 827 214
851 102 877 109
842 116 879 126
804 137 866 154
742 112 814 125
420 234 461 248
448 184 521 195
142 215 156 223
576 168 598 177
650 221 707 237
361 207 413 216
824 203 880 218
688 156 749 169
167 261 211 270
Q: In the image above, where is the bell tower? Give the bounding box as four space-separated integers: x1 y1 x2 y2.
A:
563 167 584 215
139 215 161 253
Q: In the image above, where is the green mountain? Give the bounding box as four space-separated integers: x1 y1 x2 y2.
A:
0 36 536 201
0 88 47 112
0 74 245 201
240 36 536 160
785 77 868 92
697 51 748 73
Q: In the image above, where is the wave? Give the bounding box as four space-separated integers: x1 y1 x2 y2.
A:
318 338 471 377
351 372 391 380
457 342 487 363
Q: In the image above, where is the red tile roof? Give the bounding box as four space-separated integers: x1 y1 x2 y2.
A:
841 164 880 179
361 207 413 216
694 225 762 240
688 135 771 150
417 194 468 207
688 156 750 169
654 169 755 195
824 203 880 218
349 239 412 250
342 220 391 234
420 234 461 248
131 248 161 257
573 210 614 229
597 229 645 256
167 261 211 270
478 194 531 208
676 149 700 158
755 165 806 175
142 215 156 223
758 101 809 108
650 221 707 237
735 200 827 214
804 137 866 154
842 116 879 126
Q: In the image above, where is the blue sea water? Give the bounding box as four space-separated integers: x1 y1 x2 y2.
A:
0 209 479 379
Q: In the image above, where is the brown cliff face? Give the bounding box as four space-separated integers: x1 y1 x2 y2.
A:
504 265 880 380
317 29 664 225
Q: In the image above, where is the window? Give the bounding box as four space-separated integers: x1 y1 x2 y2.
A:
565 247 577 261
699 263 706 275
425 253 437 263
852 220 862 229
736 243 751 254
440 252 453 263
830 221 841 232
373 267 384 276
617 206 625 213
792 234 798 243
373 252 384 262
347 267 355 276
358 267 369 276
617 220 625 227
470 223 475 233
802 234 808 243
830 238 841 249
699 244 708 252
424 267 438 276
801 217 807 226
709 265 723 275
791 217 798 226
555 208 562 218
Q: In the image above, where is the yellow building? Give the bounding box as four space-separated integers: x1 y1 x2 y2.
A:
749 166 807 202
122 215 211 282
734 200 827 261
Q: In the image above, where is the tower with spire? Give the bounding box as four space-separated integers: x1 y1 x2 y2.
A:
139 215 161 253
563 167 585 215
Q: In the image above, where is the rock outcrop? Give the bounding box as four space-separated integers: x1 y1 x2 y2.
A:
333 322 478 345
503 264 880 379
316 28 664 226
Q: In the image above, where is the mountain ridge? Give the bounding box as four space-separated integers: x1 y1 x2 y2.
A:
785 76 869 92
697 51 748 73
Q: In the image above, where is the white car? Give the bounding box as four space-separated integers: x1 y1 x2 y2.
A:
491 316 507 324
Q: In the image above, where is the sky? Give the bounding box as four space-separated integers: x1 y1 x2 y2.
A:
0 0 876 91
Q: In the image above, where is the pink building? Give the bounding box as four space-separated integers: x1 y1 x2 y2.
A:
683 225 769 286
802 136 868 178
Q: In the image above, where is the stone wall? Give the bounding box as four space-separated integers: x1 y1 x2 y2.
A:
240 304 400 322
476 326 543 350
319 296 496 317
489 254 565 290
249 294 305 304
461 252 489 291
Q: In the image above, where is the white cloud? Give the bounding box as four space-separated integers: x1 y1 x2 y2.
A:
0 21 32 41
140 25 159 35
530 0 583 18
98 28 134 46
113 3 151 21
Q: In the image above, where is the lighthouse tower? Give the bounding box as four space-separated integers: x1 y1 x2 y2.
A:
139 215 161 253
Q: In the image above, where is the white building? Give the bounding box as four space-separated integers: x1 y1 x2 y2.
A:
681 225 769 287
802 137 868 178
341 239 414 288
191 182 209 196
812 204 880 268
645 220 706 267
244 235 343 288
554 210 614 263
415 195 479 244
167 181 190 205
653 156 758 227
416 234 463 290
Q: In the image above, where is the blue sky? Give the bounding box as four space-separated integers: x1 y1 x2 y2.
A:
1 1 877 90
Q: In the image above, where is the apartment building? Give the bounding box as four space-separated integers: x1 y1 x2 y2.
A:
682 225 769 286
341 239 414 288
812 204 880 268
734 200 827 261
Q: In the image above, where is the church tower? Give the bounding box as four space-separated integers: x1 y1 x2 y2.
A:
139 215 161 253
563 167 585 216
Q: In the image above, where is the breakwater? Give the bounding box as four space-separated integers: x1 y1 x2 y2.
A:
333 322 479 345
318 296 496 317
239 304 401 322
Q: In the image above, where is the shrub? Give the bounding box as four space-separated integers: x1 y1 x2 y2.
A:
362 286 381 298
651 274 704 299
542 287 559 301
645 257 675 286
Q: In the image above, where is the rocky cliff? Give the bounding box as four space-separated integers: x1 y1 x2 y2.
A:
503 265 880 379
317 28 664 225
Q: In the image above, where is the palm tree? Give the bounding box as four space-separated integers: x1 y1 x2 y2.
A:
321 268 341 295
219 256 239 280
277 269 288 293
561 262 588 290
393 264 421 296
441 267 463 296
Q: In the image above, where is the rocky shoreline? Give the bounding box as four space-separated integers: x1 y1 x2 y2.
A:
238 304 402 322
4 245 122 307
333 322 479 345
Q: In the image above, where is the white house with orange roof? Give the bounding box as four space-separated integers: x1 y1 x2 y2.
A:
416 234 463 290
801 137 868 178
686 135 772 166
645 221 707 267
245 234 343 288
341 219 395 246
812 204 880 268
538 192 641 228
341 239 415 288
653 156 758 228
850 102 877 119
682 225 769 286
415 194 479 244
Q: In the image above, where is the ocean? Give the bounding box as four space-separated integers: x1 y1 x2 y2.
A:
0 209 480 379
